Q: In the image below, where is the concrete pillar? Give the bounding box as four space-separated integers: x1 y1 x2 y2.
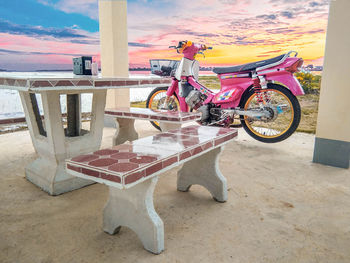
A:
313 0 350 168
99 0 130 122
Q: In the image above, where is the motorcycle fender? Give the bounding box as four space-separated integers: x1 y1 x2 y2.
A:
166 79 178 96
268 73 305 96
166 79 188 112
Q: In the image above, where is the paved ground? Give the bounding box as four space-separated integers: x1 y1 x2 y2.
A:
0 121 349 263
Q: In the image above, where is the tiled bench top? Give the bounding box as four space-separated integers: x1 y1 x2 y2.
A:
105 107 202 123
66 125 237 188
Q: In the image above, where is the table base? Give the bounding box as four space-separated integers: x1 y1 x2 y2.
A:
25 158 94 195
19 89 106 195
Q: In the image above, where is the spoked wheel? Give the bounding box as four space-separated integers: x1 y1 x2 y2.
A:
146 86 180 130
239 83 301 143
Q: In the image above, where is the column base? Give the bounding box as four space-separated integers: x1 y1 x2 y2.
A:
25 157 94 195
313 137 350 169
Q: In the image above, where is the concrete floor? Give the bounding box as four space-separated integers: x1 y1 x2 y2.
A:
0 121 349 263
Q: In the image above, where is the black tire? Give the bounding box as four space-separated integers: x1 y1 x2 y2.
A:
239 83 301 143
146 86 180 131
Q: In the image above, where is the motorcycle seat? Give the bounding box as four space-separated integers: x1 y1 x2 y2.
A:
212 54 285 74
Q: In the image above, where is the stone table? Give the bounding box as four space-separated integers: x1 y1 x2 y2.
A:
0 72 171 195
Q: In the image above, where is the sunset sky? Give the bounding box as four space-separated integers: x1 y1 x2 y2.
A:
0 0 329 71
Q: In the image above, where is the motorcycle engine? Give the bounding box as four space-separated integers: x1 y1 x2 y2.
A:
185 90 210 122
185 90 204 110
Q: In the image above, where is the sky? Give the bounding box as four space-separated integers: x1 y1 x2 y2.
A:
0 0 329 71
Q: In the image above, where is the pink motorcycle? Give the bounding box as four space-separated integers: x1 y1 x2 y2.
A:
146 41 304 143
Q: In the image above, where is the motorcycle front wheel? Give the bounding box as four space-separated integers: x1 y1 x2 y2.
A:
146 86 180 130
239 83 301 143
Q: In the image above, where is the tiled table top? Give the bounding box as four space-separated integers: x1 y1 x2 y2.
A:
105 107 202 123
66 125 237 188
0 72 171 92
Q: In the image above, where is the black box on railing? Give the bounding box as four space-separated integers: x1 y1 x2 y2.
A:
73 56 92 75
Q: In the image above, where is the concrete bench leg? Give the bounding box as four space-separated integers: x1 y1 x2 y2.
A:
113 118 139 146
159 122 181 132
177 147 228 202
103 177 164 254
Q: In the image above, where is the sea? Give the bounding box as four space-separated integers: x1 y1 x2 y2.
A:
0 70 215 120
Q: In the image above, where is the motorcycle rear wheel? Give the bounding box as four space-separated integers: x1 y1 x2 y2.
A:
239 83 301 143
146 86 180 130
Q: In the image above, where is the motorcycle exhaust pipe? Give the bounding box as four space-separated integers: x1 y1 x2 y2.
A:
220 109 271 119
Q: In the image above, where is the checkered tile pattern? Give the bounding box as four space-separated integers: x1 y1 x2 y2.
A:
66 125 237 188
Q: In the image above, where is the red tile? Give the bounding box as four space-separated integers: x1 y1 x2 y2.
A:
214 137 226 146
76 80 92 86
217 128 232 135
139 114 149 118
140 80 151 85
152 115 162 120
179 150 192 161
108 162 139 173
145 162 163 177
192 146 203 155
214 133 236 146
130 155 158 164
167 117 180 121
95 81 110 87
88 158 117 167
82 168 100 178
67 164 81 173
55 80 73 86
182 140 198 147
32 80 52 87
100 173 121 183
111 152 138 160
201 141 213 151
124 170 145 184
162 156 178 168
71 154 99 163
111 81 126 86
125 80 139 85
94 149 119 156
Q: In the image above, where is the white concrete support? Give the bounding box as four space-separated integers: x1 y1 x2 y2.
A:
113 118 139 146
19 90 107 195
313 0 350 168
99 0 130 128
103 177 164 254
159 122 182 132
177 147 227 202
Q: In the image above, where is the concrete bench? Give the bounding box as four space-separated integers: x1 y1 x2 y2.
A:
65 125 237 254
105 107 202 145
